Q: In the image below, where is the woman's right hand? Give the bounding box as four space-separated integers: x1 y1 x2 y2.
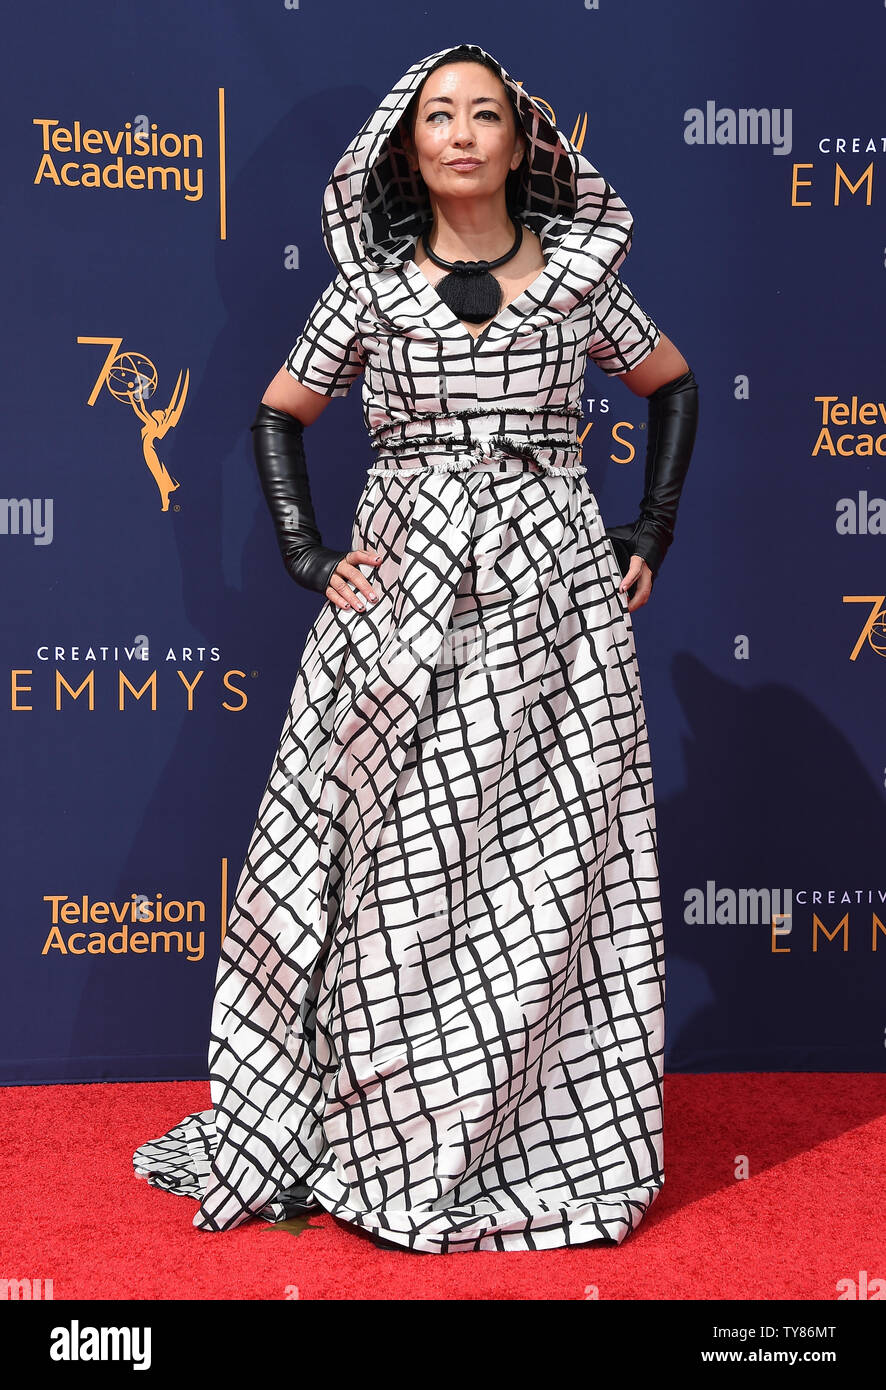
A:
326 549 383 611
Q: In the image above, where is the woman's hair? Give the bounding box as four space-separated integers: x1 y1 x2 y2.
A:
401 45 529 215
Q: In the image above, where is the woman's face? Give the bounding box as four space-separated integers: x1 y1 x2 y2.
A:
405 62 525 203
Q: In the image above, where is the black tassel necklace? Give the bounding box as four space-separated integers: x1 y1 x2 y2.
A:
420 214 524 324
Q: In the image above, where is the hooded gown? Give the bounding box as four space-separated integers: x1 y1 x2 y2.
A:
133 42 666 1254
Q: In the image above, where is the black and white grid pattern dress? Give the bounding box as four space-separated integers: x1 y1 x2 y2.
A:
134 42 666 1254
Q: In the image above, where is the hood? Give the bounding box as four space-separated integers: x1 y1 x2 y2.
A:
320 42 636 325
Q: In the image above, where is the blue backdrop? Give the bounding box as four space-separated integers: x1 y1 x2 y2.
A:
3 0 884 1082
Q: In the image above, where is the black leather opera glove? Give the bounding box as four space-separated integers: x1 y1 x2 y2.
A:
250 402 348 595
605 367 699 585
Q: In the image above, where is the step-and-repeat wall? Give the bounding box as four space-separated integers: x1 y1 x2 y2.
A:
3 1 883 1081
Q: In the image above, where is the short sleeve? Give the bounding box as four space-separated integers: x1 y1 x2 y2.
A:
285 273 366 398
586 273 661 376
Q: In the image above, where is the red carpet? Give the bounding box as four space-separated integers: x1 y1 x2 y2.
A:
2 1073 883 1300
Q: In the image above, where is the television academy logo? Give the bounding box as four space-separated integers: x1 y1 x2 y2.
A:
41 891 208 963
40 857 238 963
33 115 205 202
814 395 886 460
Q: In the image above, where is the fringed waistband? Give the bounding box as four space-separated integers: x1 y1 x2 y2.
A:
368 446 585 477
366 409 585 477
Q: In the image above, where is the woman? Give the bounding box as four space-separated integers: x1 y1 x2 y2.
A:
134 41 698 1254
